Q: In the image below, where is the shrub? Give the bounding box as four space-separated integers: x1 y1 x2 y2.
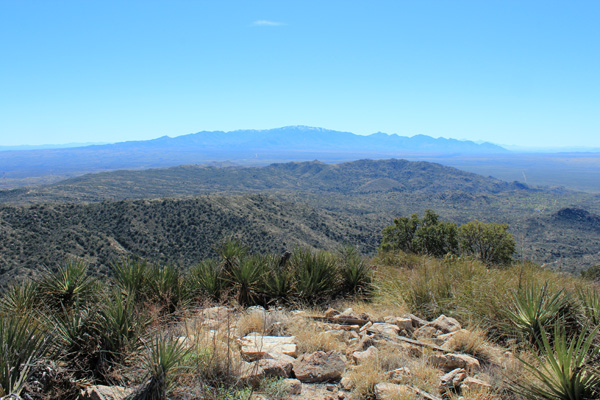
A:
227 255 266 307
112 257 152 300
506 284 568 346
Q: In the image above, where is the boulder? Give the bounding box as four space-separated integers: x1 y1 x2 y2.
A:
352 345 379 364
428 353 480 373
80 385 134 400
239 334 297 361
460 376 492 393
283 378 302 394
429 315 461 334
414 325 440 339
336 308 361 320
292 351 346 383
367 323 400 337
439 368 467 392
373 383 411 400
239 357 294 387
200 306 234 321
325 308 341 318
385 367 411 384
383 316 413 332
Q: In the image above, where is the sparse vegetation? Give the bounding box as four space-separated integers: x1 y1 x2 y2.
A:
0 217 599 400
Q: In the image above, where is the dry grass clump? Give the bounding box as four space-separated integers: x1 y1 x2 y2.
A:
286 317 345 354
444 326 500 365
403 356 440 394
347 358 384 398
236 307 290 337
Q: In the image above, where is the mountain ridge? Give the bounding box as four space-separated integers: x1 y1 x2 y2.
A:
0 126 507 188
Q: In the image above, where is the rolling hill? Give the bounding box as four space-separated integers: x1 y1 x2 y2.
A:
1 158 599 280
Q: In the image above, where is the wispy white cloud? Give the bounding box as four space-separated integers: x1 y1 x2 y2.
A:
251 20 285 27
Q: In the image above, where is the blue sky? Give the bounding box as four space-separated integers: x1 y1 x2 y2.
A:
0 1 598 148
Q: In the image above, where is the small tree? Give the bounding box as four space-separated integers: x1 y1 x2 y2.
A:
458 220 515 265
413 210 459 257
379 210 458 256
379 213 419 253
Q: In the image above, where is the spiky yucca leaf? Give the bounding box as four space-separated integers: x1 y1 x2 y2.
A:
517 324 600 400
99 290 149 360
187 259 225 302
291 248 338 303
0 315 45 397
38 259 98 310
227 255 265 306
0 281 39 317
506 283 567 345
577 287 600 327
112 257 151 299
337 245 373 297
133 334 190 400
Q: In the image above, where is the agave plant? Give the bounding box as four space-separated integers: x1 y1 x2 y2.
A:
98 290 149 363
517 323 600 399
146 264 187 314
132 334 190 400
0 315 45 397
37 259 98 311
45 302 104 379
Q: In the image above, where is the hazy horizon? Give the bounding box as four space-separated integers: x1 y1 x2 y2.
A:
1 1 599 148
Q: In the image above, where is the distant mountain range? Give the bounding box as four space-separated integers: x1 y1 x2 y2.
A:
0 126 507 187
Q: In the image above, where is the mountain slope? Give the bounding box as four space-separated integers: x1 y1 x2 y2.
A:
0 194 381 286
0 159 527 204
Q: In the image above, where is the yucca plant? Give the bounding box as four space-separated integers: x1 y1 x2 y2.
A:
37 259 98 311
506 283 568 345
517 323 600 399
146 264 187 314
45 303 104 379
577 287 600 327
216 239 248 274
132 334 190 400
227 255 266 306
0 280 40 317
337 245 373 298
98 290 149 364
291 248 338 304
260 254 294 305
0 315 45 397
187 259 225 303
112 257 151 301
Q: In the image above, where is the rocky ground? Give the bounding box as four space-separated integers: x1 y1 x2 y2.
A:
80 304 511 400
